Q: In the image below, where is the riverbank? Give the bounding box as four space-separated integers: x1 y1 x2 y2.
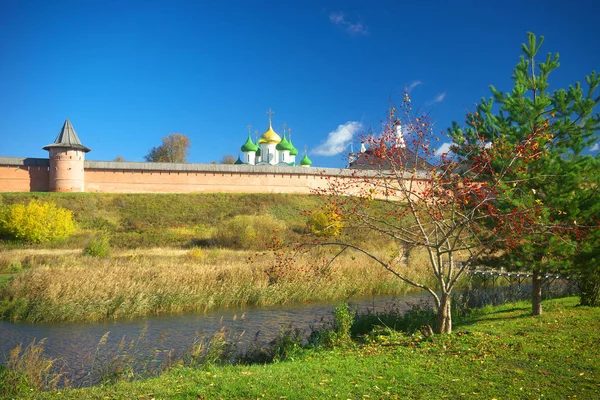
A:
7 297 598 399
0 247 428 322
0 193 436 322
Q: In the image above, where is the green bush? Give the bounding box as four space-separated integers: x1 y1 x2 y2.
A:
309 302 355 347
83 236 111 258
0 200 75 243
213 214 287 250
269 327 304 362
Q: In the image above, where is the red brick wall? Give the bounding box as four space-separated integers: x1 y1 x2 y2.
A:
0 164 49 192
0 159 428 197
84 168 326 194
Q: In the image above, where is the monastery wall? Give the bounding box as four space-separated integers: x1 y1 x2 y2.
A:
0 158 50 192
84 161 330 194
0 157 428 196
0 158 357 194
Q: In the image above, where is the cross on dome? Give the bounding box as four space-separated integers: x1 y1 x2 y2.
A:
266 108 275 124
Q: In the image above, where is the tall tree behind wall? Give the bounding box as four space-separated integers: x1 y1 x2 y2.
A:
145 133 191 163
221 154 236 164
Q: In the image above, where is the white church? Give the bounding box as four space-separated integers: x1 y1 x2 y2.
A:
236 109 312 167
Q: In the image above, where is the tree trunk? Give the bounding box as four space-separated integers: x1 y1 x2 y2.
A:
435 293 452 334
532 268 543 316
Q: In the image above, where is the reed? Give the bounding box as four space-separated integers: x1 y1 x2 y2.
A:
0 339 65 397
0 247 432 323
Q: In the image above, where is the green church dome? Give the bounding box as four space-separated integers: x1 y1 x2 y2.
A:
241 133 258 153
276 134 294 151
300 151 312 166
234 156 245 165
289 137 298 156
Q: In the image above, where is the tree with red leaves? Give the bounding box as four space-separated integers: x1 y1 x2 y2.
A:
304 91 547 334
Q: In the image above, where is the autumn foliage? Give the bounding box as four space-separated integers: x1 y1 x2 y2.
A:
144 133 191 163
302 92 553 334
0 200 75 243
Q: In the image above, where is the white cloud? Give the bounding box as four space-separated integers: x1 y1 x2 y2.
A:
329 12 345 24
313 121 363 156
591 143 600 152
406 81 422 93
432 92 446 103
435 142 452 157
346 22 368 36
329 12 369 36
425 91 447 106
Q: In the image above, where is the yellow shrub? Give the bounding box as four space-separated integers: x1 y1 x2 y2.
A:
188 246 206 261
307 207 343 237
0 200 75 243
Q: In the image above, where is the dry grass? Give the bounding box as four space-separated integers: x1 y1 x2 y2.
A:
0 247 433 323
0 339 65 396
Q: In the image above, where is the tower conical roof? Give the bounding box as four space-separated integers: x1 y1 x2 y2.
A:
43 119 90 152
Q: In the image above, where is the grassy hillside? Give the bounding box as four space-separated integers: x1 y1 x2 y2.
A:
0 192 325 249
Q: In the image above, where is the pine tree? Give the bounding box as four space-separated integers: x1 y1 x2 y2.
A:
449 32 600 315
572 156 600 306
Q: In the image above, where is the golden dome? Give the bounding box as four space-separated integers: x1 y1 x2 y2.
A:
258 122 282 145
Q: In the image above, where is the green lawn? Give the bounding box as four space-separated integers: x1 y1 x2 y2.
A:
27 297 600 399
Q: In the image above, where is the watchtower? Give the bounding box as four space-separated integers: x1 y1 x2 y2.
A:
43 119 90 192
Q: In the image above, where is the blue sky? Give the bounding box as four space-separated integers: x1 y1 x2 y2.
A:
1 0 599 167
